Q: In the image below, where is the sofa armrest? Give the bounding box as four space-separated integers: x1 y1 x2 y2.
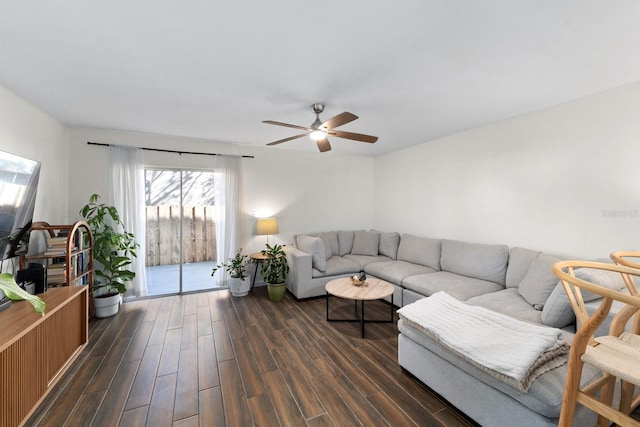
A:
283 245 313 298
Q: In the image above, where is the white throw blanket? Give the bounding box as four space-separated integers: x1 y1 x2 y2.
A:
397 292 568 392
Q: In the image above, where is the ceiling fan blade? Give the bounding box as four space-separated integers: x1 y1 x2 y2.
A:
328 130 378 143
262 120 311 131
322 112 358 130
266 134 308 146
316 138 331 152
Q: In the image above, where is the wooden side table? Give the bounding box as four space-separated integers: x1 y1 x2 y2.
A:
249 252 268 293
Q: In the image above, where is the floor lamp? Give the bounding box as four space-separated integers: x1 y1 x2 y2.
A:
256 218 279 245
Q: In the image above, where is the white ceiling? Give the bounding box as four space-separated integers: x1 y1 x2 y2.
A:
1 1 640 157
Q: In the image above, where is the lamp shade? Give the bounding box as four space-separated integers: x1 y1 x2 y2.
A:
256 218 279 236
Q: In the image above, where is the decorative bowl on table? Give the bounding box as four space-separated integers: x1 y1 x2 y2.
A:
350 271 367 286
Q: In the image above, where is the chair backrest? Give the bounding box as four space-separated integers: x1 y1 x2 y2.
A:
611 250 640 294
553 260 640 426
552 260 640 340
611 250 640 270
610 251 640 332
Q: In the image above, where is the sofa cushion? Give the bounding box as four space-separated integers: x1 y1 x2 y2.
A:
378 231 400 259
343 254 391 270
542 266 628 328
518 253 561 310
364 260 436 287
311 256 361 278
505 247 540 289
402 271 504 301
440 240 509 285
466 288 543 325
318 231 338 258
541 284 576 329
293 233 307 248
575 267 629 300
337 230 357 256
351 230 380 256
296 235 326 272
398 318 599 419
397 234 441 270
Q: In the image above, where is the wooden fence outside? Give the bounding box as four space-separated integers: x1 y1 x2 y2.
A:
145 205 217 266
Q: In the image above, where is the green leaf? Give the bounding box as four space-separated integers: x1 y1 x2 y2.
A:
0 273 46 315
107 206 119 221
117 271 135 281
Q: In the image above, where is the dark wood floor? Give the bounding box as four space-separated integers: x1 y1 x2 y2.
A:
25 287 477 427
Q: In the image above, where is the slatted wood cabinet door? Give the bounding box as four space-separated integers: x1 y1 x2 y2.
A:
0 286 88 427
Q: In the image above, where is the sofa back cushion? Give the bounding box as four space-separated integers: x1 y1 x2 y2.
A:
296 235 327 272
378 231 400 259
440 239 509 285
542 266 628 328
351 230 380 256
505 247 540 288
337 230 357 256
318 231 338 258
541 283 575 329
294 232 331 260
517 253 561 310
397 234 441 270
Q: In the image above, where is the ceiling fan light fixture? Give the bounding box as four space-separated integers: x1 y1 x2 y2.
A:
263 103 377 152
309 129 326 141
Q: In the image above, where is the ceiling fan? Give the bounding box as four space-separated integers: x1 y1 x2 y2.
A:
263 103 378 152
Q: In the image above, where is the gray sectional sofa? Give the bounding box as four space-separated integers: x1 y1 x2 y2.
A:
284 230 620 426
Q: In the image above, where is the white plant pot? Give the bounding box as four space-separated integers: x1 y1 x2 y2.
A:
229 276 251 297
93 292 121 318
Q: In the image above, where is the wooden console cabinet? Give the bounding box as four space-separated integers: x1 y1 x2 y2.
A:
0 286 88 427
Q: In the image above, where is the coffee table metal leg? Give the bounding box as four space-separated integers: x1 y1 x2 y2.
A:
390 294 394 321
325 292 393 339
361 300 365 338
326 292 329 321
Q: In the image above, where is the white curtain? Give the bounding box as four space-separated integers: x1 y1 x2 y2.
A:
212 155 245 286
108 145 147 298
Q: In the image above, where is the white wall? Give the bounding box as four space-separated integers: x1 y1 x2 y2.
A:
0 84 69 269
374 82 640 259
68 127 375 255
0 85 70 224
4 77 639 265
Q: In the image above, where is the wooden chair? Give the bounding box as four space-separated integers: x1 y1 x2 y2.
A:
611 250 640 270
610 250 640 419
552 260 640 426
610 251 640 332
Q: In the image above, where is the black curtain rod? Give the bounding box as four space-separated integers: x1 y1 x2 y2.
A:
87 141 254 159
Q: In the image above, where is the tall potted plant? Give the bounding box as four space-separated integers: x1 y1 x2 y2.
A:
211 249 251 297
260 243 289 301
80 194 139 318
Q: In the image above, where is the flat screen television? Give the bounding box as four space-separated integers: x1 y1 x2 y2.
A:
0 150 41 260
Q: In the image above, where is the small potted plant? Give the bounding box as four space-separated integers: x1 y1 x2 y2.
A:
211 249 251 297
80 194 139 318
260 243 289 301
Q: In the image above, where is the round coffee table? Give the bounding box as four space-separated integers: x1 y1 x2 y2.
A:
325 276 394 338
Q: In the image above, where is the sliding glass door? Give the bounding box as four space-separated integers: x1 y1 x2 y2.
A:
144 168 218 296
